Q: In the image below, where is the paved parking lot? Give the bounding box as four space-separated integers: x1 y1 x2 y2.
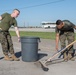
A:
0 36 76 75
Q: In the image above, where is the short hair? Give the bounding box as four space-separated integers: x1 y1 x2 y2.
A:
13 9 20 13
56 20 63 25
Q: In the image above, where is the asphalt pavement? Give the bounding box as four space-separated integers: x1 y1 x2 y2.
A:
0 36 76 75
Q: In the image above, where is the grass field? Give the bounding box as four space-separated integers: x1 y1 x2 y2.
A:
10 31 76 40
10 31 56 39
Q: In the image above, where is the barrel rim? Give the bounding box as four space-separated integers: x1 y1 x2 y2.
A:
21 36 40 39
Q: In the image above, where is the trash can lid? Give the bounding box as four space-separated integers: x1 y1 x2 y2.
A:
21 36 40 39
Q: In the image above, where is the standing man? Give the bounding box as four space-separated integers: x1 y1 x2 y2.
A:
0 9 20 61
55 19 76 61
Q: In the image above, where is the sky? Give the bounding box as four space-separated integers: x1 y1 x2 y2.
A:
0 0 76 27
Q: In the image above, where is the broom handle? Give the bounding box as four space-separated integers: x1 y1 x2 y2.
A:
65 40 76 48
47 40 76 61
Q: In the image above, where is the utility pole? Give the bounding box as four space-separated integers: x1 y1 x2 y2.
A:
24 21 25 28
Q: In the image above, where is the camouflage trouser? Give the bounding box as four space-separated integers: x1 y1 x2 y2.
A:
0 31 14 55
59 32 75 54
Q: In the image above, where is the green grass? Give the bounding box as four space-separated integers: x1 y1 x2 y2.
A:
10 31 56 39
10 31 76 40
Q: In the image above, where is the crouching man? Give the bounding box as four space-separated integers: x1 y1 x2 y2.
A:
55 19 76 61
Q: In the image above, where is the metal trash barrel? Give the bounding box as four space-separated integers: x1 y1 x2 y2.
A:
21 36 40 62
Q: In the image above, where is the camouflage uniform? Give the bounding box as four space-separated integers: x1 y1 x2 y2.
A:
55 20 75 58
0 13 17 56
59 32 75 54
0 31 14 55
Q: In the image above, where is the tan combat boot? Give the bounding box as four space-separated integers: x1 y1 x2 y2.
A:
71 57 75 61
68 53 75 61
4 55 13 61
63 53 68 62
11 54 20 61
68 53 72 60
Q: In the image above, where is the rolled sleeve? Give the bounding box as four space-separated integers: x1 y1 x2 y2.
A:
55 26 59 33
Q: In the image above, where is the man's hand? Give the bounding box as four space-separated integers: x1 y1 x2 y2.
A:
18 37 20 42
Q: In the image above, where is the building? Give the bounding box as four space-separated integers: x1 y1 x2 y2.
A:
41 21 56 29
